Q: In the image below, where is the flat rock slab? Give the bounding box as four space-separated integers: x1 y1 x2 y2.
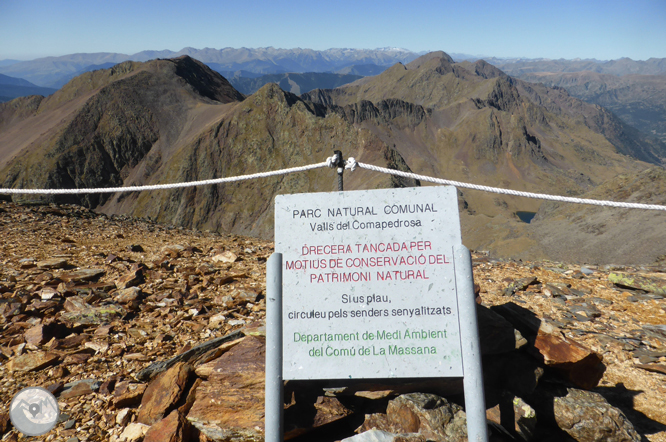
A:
60 379 101 399
60 268 105 283
37 258 69 269
609 273 666 295
113 383 147 409
187 336 265 442
8 351 59 372
534 322 605 390
59 304 126 325
635 363 666 375
643 324 666 344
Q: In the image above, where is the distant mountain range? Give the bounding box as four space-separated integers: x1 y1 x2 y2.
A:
0 73 57 102
2 48 665 89
0 47 422 88
491 57 666 76
227 72 363 95
2 52 665 263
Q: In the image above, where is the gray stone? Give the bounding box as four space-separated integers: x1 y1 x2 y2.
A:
532 387 641 442
643 324 666 344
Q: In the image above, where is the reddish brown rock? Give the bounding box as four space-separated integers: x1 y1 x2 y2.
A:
187 336 265 441
113 382 147 408
284 395 354 439
8 351 59 372
492 302 605 390
63 296 90 313
313 396 353 427
357 413 392 433
59 379 100 399
63 352 93 365
99 378 117 395
177 378 201 416
0 412 10 434
52 365 70 379
138 362 192 425
24 324 51 346
114 287 142 304
46 381 64 395
116 269 144 290
144 410 196 442
534 322 605 390
50 334 89 350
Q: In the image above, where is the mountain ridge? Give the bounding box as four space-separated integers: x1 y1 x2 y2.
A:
2 52 665 263
0 48 422 87
515 71 666 145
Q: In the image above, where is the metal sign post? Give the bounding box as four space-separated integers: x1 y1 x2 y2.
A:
454 244 489 442
266 186 487 441
266 253 283 442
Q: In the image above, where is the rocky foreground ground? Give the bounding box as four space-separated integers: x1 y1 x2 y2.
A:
0 201 665 442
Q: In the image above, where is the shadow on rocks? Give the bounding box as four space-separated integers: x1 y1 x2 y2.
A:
594 383 666 441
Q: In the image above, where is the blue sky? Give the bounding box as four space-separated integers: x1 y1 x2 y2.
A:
1 0 664 61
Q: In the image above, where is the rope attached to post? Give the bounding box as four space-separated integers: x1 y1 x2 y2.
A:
1 154 665 211
344 158 666 211
334 150 344 191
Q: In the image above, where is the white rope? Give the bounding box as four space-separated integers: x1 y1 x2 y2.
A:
348 159 666 212
1 153 665 212
0 161 331 195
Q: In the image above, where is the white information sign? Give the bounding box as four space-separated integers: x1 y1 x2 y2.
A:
275 186 465 380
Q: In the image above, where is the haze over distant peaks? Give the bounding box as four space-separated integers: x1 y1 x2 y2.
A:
0 47 423 88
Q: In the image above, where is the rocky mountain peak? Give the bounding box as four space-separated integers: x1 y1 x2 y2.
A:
471 59 507 79
406 51 455 69
167 55 244 103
